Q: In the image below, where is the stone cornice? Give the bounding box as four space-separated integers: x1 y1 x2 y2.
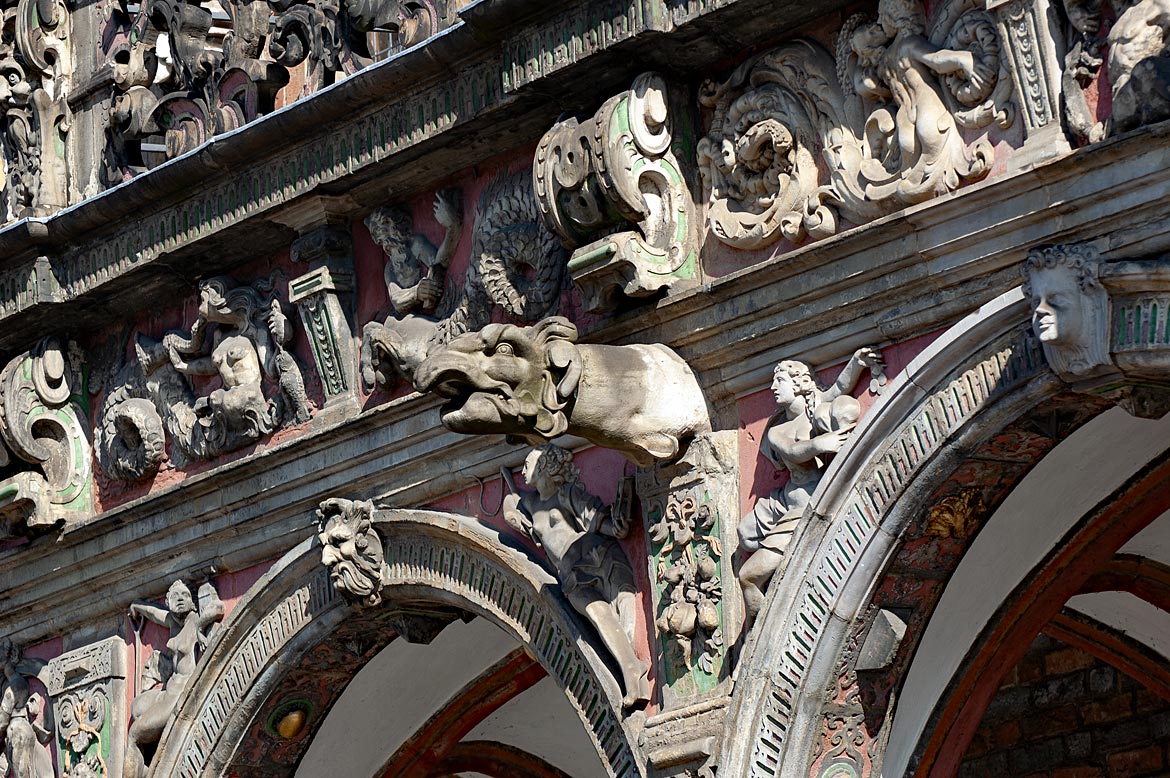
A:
0 0 851 355
5 123 1170 645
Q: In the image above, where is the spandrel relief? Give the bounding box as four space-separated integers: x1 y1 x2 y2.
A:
125 580 224 778
533 72 697 313
413 315 711 466
738 349 884 625
361 174 566 392
96 276 310 483
699 0 1013 251
0 336 93 539
501 445 650 709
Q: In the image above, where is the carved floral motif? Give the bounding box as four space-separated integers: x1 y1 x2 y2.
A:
698 0 1013 250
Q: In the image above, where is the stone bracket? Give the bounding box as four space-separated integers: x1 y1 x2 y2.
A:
290 226 358 409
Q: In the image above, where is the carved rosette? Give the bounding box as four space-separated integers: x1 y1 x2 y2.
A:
534 71 697 314
698 0 1014 252
0 336 93 537
636 431 739 709
44 637 128 778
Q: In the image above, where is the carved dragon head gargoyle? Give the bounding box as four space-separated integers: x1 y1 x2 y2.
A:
413 316 711 465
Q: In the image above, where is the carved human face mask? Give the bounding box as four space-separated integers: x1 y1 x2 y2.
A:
1030 266 1084 346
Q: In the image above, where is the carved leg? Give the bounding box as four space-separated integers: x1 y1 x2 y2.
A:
582 599 651 709
738 547 786 626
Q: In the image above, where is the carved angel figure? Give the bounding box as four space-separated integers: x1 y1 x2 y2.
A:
738 349 883 623
124 580 225 778
502 445 650 709
0 639 53 778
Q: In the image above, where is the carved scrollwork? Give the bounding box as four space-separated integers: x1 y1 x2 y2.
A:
96 276 311 482
534 71 696 313
0 336 93 538
699 0 1013 251
0 0 70 221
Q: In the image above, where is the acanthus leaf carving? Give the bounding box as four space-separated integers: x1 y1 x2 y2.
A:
698 0 1012 252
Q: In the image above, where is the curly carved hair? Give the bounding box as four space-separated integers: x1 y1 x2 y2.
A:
365 206 413 249
1021 243 1102 298
532 444 582 488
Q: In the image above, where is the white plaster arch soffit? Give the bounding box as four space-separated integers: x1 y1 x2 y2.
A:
723 287 1121 778
148 508 639 778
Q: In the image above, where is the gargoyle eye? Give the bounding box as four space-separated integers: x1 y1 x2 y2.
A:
494 343 514 356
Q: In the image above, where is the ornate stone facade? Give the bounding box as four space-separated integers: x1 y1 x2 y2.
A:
4 2 1170 778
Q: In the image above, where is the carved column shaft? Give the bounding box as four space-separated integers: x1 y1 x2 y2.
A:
290 225 358 413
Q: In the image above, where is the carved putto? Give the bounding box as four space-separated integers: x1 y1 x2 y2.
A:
0 336 92 538
413 315 711 465
97 276 310 482
0 638 53 778
125 579 224 778
501 445 649 709
698 0 1012 250
361 174 566 391
533 72 697 313
738 349 883 623
1023 244 1110 379
317 497 385 607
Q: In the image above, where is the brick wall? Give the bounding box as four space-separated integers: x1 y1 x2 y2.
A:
958 634 1170 777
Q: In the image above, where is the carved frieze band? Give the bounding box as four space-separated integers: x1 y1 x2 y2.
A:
747 325 1045 777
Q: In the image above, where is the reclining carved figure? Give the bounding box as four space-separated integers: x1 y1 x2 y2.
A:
413 316 711 465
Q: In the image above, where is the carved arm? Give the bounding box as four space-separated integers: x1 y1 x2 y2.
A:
129 602 172 628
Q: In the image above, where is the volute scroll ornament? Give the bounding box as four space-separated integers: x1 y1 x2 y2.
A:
698 0 1013 252
0 336 93 539
534 72 697 314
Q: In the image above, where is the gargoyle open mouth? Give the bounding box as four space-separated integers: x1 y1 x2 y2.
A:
414 361 519 434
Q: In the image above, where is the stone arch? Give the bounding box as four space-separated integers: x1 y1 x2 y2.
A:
722 289 1074 776
725 280 1170 778
149 508 639 778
